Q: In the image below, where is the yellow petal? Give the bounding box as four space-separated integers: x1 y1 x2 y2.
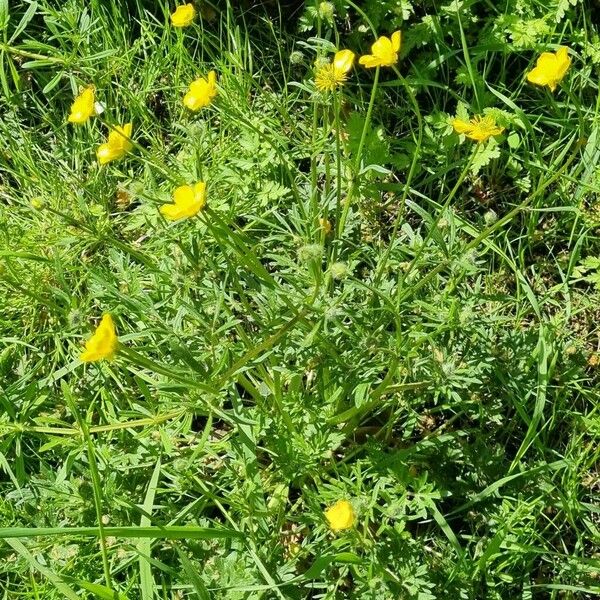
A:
452 118 473 134
113 124 133 149
68 107 91 124
160 203 188 221
526 67 552 88
554 46 571 79
358 54 382 69
173 184 195 206
183 76 217 110
526 47 571 92
333 49 355 75
192 181 207 205
96 143 120 165
171 3 195 27
324 500 355 532
80 314 118 362
161 182 207 220
371 35 393 59
68 86 95 124
183 90 200 111
391 30 402 52
535 51 557 71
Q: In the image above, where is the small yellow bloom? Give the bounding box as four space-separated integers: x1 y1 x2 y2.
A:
324 500 355 532
160 182 207 221
96 123 133 165
68 86 96 124
171 3 196 27
452 114 505 143
80 314 118 362
183 71 217 111
359 31 401 68
315 49 356 92
526 46 571 92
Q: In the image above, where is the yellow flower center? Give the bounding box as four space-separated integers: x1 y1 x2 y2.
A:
315 64 347 92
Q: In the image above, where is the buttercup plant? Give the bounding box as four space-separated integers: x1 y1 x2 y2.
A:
1 1 597 598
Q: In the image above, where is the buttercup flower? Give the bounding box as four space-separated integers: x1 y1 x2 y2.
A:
171 3 196 27
80 314 118 362
452 114 505 143
526 46 571 92
359 31 401 68
96 123 133 164
324 500 355 532
183 71 217 111
160 182 207 220
315 49 356 92
68 86 96 124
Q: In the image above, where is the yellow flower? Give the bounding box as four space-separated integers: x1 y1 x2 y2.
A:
452 114 505 143
68 86 96 124
526 46 571 92
324 500 355 532
171 3 196 27
359 31 401 68
315 49 356 92
96 123 133 165
183 71 217 111
80 314 118 362
160 182 207 220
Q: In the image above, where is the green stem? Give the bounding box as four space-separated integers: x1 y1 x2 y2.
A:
332 90 344 234
308 16 323 227
0 43 65 64
338 66 380 238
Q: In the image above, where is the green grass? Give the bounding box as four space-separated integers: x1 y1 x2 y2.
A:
0 0 599 598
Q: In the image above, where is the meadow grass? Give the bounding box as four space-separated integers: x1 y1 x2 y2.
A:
0 0 599 598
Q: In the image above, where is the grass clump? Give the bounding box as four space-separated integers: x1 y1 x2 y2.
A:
0 0 599 598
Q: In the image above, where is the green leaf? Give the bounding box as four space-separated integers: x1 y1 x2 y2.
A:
138 458 162 600
70 580 129 600
175 547 211 600
8 1 37 43
0 0 8 30
302 553 362 579
0 525 244 540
